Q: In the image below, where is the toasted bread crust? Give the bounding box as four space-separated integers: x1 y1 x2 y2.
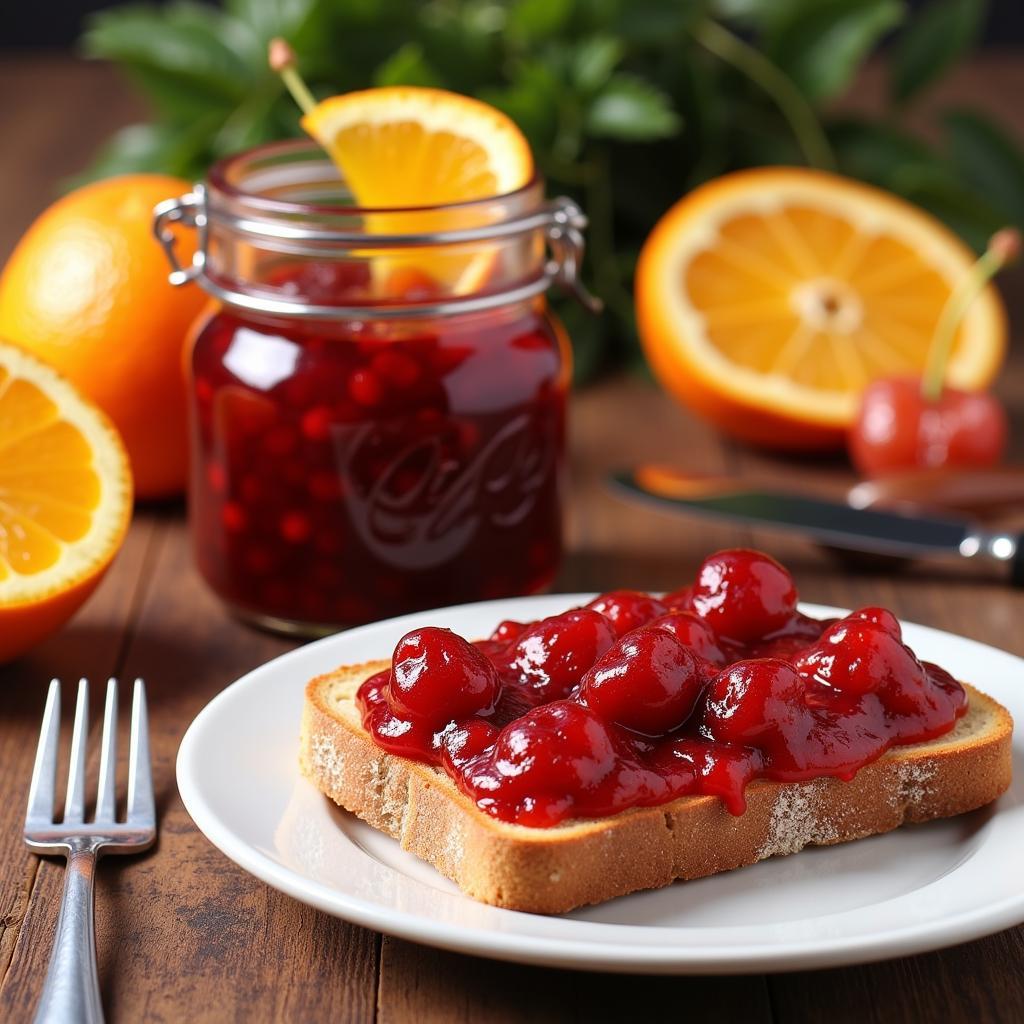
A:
299 661 1013 914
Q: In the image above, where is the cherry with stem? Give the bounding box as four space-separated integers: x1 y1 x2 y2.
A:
849 228 1020 478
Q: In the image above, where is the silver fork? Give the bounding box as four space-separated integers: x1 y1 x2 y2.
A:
25 678 156 1024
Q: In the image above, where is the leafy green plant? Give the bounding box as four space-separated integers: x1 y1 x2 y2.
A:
80 0 1024 378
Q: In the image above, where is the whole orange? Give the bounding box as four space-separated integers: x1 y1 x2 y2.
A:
0 174 207 498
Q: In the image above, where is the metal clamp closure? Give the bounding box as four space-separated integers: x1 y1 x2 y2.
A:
152 185 207 286
153 186 602 318
543 198 602 313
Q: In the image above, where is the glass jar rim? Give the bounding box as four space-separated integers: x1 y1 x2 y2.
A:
206 139 544 218
154 140 600 319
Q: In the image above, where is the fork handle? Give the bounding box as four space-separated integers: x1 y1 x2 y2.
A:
35 848 104 1024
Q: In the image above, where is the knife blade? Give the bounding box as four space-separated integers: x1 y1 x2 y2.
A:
612 466 1022 582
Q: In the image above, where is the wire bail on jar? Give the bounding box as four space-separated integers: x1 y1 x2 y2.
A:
153 184 602 319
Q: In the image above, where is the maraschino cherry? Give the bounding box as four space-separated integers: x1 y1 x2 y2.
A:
850 229 1018 477
389 627 501 725
580 628 704 735
690 548 797 643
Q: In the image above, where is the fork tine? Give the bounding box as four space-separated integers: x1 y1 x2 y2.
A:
62 679 89 822
95 678 118 823
26 680 61 825
127 679 154 824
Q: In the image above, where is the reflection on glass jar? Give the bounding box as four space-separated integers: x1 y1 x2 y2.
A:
156 141 590 634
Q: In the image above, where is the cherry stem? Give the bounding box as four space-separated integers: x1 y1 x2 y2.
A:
269 37 316 116
921 228 1020 403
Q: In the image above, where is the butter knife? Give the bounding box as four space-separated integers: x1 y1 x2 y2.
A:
612 466 1023 583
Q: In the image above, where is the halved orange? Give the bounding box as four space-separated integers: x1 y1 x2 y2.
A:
636 168 1007 450
301 86 534 295
0 340 132 662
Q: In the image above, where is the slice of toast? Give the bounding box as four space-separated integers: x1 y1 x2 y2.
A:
299 661 1013 914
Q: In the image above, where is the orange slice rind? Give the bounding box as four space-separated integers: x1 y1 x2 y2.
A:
636 168 1007 449
0 339 132 661
301 87 534 296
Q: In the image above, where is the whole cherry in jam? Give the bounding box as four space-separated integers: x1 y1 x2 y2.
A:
662 585 693 611
586 590 667 637
648 610 727 667
479 701 620 822
441 719 500 772
691 549 797 643
702 659 806 747
389 627 501 725
580 628 705 735
793 617 922 698
508 609 616 701
849 606 901 638
491 620 528 643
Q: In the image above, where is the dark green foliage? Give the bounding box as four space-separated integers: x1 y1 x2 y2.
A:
79 0 1020 380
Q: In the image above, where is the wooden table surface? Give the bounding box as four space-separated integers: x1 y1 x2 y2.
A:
1 54 1023 1023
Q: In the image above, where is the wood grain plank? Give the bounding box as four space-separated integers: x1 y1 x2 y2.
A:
377 938 772 1024
0 514 378 1024
558 374 745 594
770 927 1024 1024
0 517 157 996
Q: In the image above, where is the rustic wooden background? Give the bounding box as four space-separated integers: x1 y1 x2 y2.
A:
1 53 1023 1022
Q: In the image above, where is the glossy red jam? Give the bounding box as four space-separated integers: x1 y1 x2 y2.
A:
189 265 568 629
357 549 968 827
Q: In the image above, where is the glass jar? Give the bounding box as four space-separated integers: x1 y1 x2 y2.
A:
154 141 596 635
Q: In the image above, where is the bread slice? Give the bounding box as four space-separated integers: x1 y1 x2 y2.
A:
299 661 1013 914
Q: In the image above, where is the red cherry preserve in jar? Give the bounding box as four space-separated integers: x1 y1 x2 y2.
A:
154 142 596 634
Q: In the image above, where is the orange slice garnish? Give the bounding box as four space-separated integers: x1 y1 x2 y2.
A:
636 168 1007 449
301 87 534 296
0 339 132 662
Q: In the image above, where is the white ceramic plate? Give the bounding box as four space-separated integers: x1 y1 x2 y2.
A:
176 596 1024 974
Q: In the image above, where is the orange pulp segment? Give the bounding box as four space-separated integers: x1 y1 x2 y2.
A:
635 168 1007 449
0 340 132 661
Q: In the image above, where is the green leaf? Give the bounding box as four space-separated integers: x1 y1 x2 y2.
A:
508 0 573 40
83 4 254 113
416 1 506 92
68 118 217 188
71 124 178 182
906 178 1006 253
891 0 984 104
480 61 562 148
710 0 792 27
375 42 442 87
614 0 710 44
944 109 1024 229
585 75 681 141
572 36 623 94
731 115 805 167
830 117 940 189
813 117 1006 250
211 89 284 157
225 0 324 42
769 0 905 101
